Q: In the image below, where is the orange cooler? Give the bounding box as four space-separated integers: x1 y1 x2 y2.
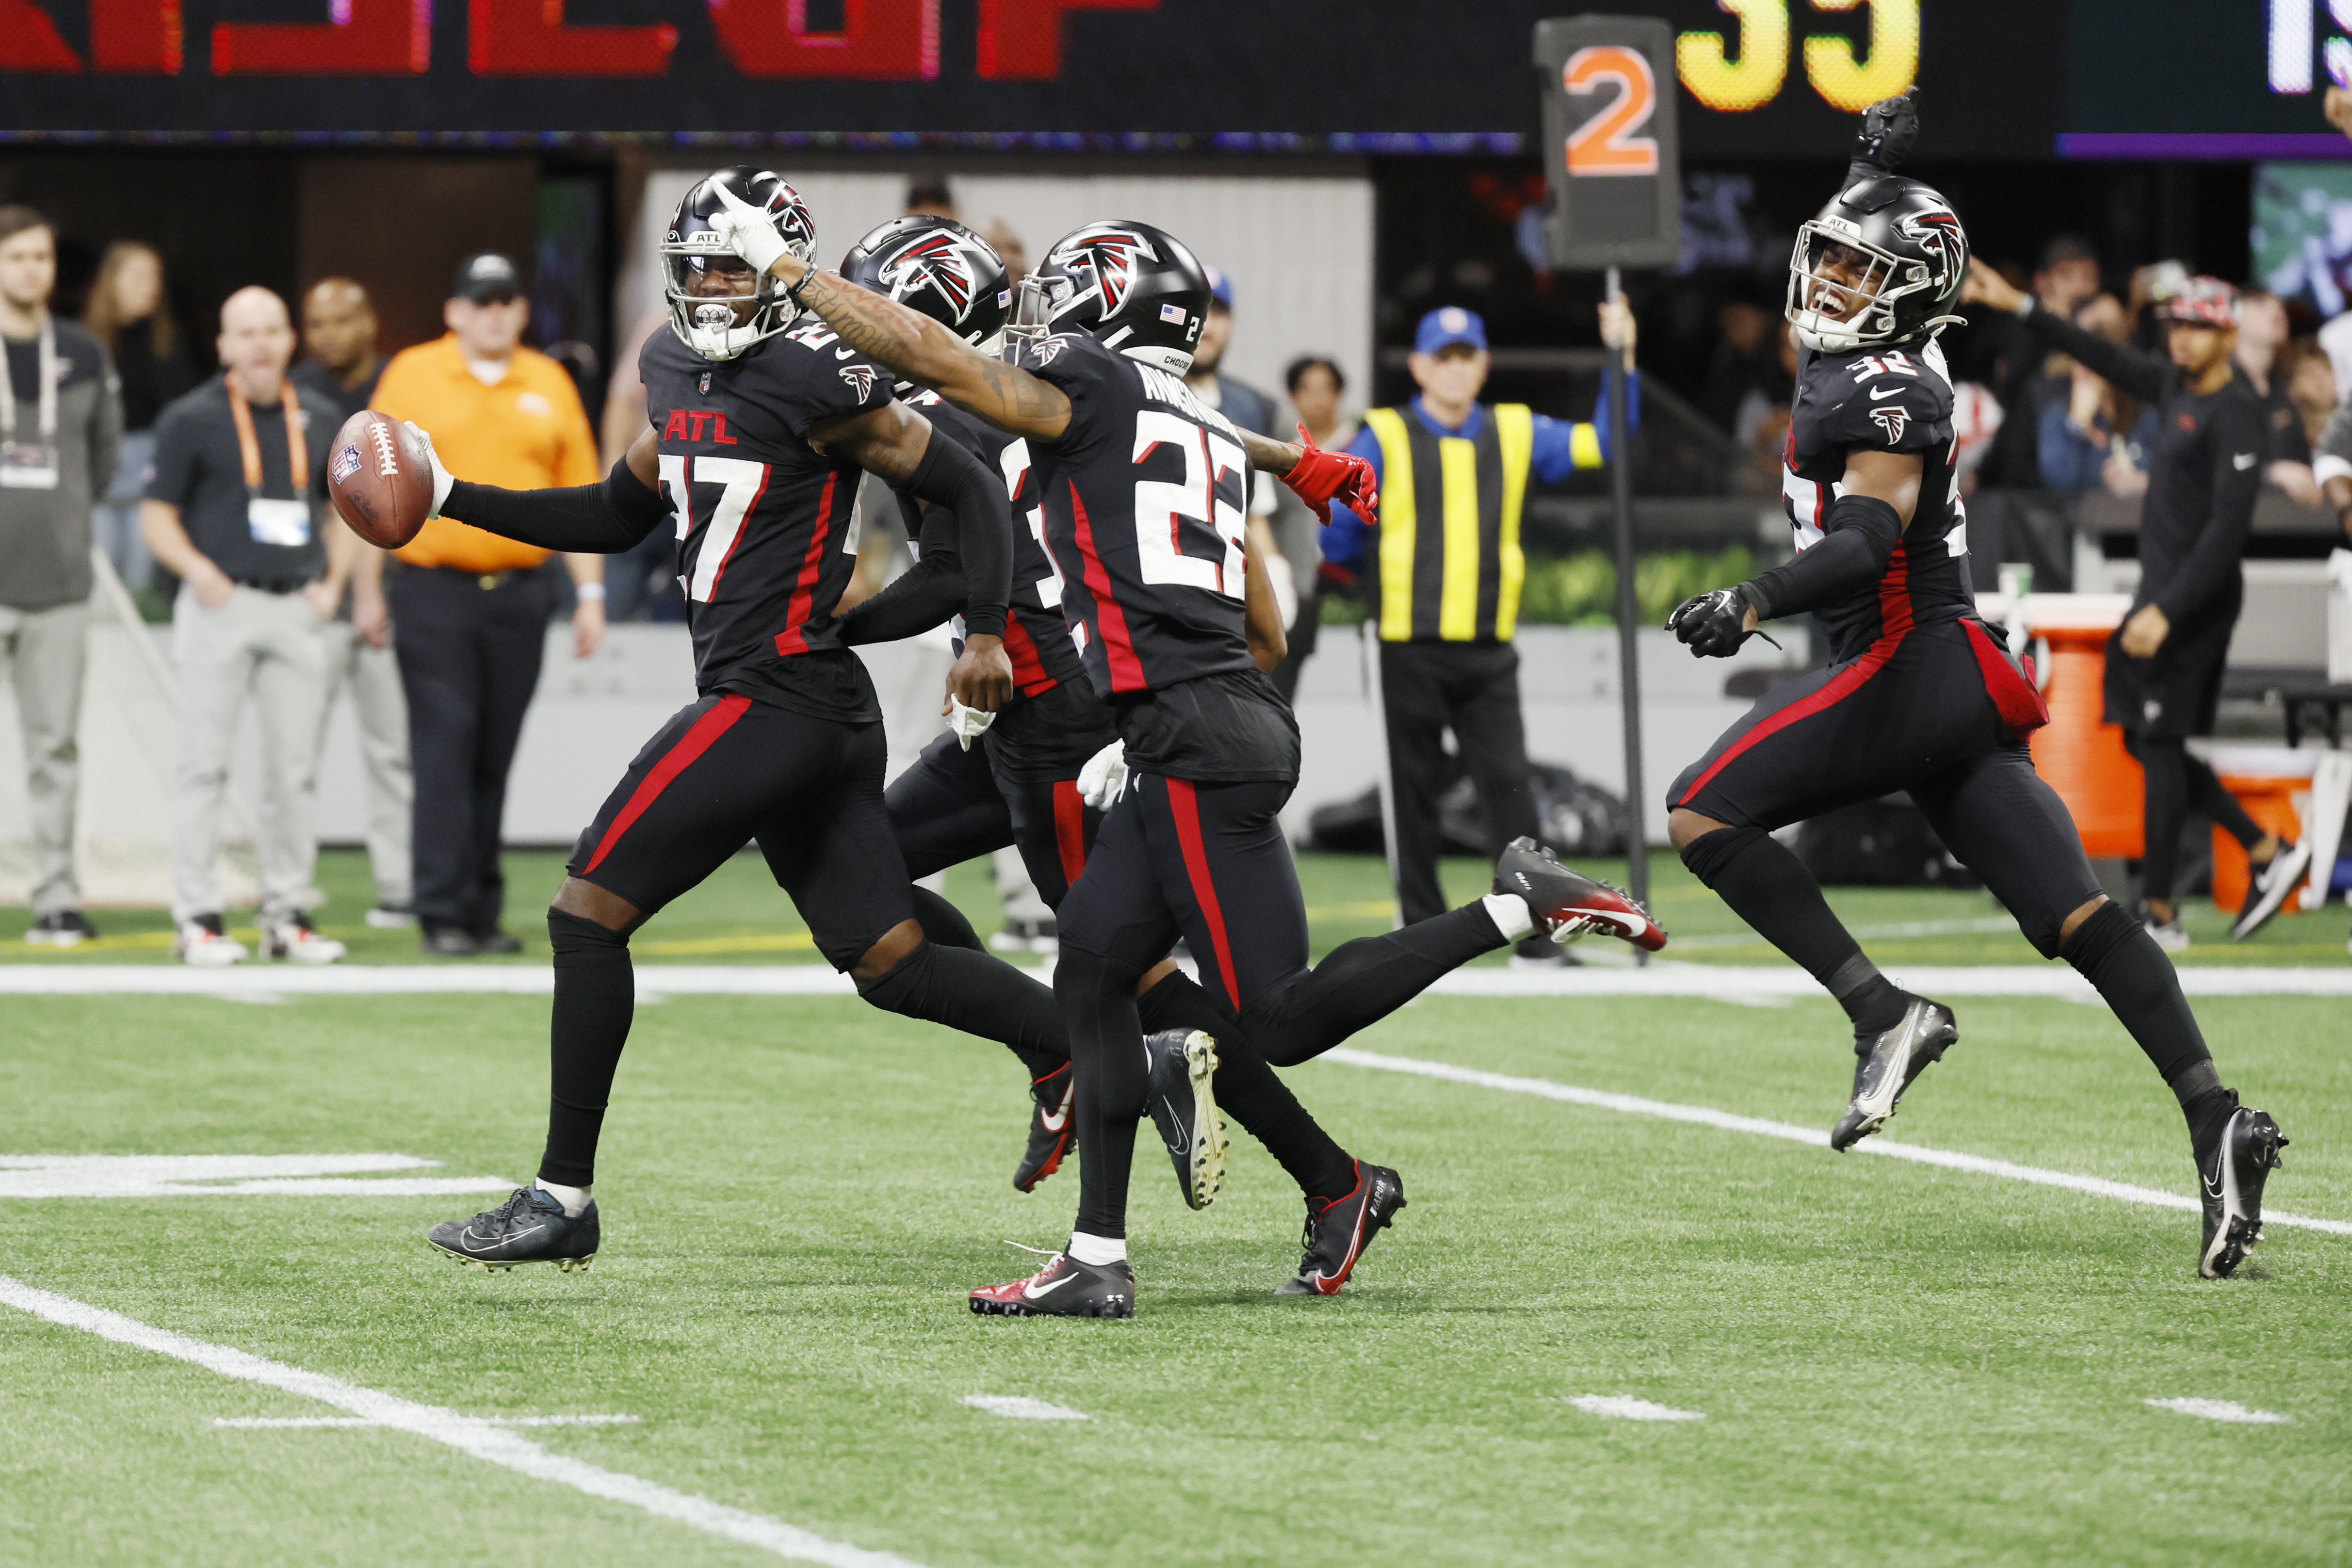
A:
2208 748 2316 915
2020 597 2141 858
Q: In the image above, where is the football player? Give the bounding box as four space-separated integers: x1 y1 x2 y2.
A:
830 214 1420 1292
705 197 1666 1316
1660 93 2287 1277
410 169 1087 1272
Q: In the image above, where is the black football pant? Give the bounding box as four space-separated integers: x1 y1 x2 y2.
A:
2121 733 2267 906
1668 619 2224 1117
390 566 555 937
885 730 1357 1204
1055 772 1511 1239
1381 641 1541 924
535 694 1064 1188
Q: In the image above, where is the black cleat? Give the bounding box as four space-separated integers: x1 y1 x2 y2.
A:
1144 1028 1227 1210
2197 1101 2288 1279
1014 1063 1076 1193
1830 996 1958 1151
970 1250 1136 1318
426 1186 599 1272
1494 837 1666 951
1277 1162 1406 1296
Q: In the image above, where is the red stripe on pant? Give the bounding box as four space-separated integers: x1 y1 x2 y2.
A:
1069 482 1147 693
1163 777 1243 1012
1051 779 1088 887
582 694 753 875
772 471 838 657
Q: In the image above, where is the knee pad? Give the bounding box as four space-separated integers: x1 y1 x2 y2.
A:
1678 824 1766 888
548 906 630 959
2060 898 2141 976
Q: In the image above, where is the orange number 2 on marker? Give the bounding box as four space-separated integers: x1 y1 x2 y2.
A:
1563 45 1660 177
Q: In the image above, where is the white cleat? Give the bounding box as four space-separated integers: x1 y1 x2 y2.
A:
175 920 248 967
263 918 347 965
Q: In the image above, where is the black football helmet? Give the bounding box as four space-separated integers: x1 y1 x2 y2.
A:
1785 176 1969 354
1006 219 1211 374
663 167 818 362
839 215 1012 355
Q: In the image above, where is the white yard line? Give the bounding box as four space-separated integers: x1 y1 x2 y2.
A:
4 962 2350 998
960 1395 1090 1422
0 1276 924 1568
2144 1398 2291 1424
1321 1049 2352 1238
215 1413 641 1429
1567 1395 1705 1422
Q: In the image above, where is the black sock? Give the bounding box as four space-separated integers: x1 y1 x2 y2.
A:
855 940 1068 1080
1682 826 1907 1036
1056 945 1147 1240
539 908 635 1188
2061 900 2229 1133
909 884 986 953
1139 970 1355 1201
1248 903 1510 1068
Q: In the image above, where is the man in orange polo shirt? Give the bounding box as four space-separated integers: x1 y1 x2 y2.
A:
371 252 605 955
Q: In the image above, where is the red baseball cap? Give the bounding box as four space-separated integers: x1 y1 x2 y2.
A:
2156 275 2238 329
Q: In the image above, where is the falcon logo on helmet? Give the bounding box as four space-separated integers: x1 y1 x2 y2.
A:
1895 207 1967 294
1049 225 1159 319
879 231 981 321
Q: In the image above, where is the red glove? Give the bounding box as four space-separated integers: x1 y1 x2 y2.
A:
1281 422 1378 524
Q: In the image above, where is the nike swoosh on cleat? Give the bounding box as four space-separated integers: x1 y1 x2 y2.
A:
1023 1272 1076 1300
1566 905 1646 937
1039 1105 1070 1133
468 1222 546 1249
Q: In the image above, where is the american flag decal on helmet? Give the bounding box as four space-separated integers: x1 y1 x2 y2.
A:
1048 224 1159 318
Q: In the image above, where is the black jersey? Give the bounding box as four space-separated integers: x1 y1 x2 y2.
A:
1017 331 1297 784
900 389 1085 695
1782 338 1971 664
640 317 894 721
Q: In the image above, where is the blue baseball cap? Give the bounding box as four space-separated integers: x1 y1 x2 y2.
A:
1205 264 1234 309
1415 306 1487 355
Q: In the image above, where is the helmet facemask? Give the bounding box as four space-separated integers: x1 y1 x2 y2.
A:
1786 224 1914 354
1001 272 1078 361
665 241 791 362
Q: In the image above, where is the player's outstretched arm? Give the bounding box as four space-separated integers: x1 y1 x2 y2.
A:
431 424 670 554
812 400 1017 710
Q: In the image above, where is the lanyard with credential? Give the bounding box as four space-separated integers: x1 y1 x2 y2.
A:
225 372 305 496
0 314 58 443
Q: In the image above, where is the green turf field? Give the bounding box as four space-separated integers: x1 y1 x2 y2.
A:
2 916 2347 1563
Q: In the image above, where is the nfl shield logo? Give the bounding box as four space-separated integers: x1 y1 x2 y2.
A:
698 371 712 394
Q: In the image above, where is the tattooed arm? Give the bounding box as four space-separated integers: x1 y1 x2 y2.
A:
767 256 1074 442
1235 427 1305 477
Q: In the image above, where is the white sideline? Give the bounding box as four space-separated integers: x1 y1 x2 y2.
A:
2 962 2349 998
2144 1398 2291 1424
1321 1049 2352 1238
0 1276 924 1568
960 1395 1089 1422
1568 1395 1705 1422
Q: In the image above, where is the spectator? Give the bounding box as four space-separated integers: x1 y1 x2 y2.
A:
2287 337 2338 446
1322 302 1637 964
141 285 349 967
1700 293 1792 439
0 205 121 947
2036 295 2155 495
289 277 384 412
81 240 191 595
370 252 604 956
1266 354 1353 701
2234 288 2321 506
905 176 956 220
290 278 412 928
981 219 1027 283
1185 266 1293 626
1978 236 2103 487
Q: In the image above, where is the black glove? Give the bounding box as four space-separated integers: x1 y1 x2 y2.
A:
1851 87 1919 173
1666 587 1756 659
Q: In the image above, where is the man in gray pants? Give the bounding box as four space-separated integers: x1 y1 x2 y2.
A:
142 286 349 966
0 206 121 946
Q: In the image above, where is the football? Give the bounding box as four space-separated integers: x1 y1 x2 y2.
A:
326 408 433 549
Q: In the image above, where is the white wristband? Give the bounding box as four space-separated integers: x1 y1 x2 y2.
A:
575 582 606 601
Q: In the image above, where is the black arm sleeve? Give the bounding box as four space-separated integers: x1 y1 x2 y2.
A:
837 498 968 646
441 457 669 555
2016 304 2172 406
902 428 1010 639
1742 493 1905 620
